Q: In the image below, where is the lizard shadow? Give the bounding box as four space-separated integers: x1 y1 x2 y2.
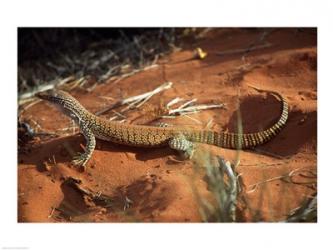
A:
226 95 317 157
18 134 85 168
18 133 174 168
96 140 174 162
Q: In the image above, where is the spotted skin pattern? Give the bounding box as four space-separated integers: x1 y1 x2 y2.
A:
36 88 288 169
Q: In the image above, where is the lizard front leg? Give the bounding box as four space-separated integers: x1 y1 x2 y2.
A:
168 134 195 160
72 124 96 170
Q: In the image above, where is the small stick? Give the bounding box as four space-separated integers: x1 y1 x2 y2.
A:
177 98 197 110
95 81 172 115
112 64 158 84
111 110 127 119
183 114 202 125
166 97 184 108
246 167 317 193
204 118 214 129
239 161 288 167
48 207 55 218
168 103 226 115
123 196 133 211
52 155 57 166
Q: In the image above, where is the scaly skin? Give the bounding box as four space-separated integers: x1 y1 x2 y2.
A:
36 87 288 168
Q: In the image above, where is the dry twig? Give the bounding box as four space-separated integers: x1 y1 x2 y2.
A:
246 167 317 193
95 81 173 116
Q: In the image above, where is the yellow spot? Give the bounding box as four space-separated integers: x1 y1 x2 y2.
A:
194 47 207 60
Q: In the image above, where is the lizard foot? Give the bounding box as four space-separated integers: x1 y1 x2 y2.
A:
71 153 90 170
169 136 195 160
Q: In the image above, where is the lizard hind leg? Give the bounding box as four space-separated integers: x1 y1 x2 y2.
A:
168 135 195 160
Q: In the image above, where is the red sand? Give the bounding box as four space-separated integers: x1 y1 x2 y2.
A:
18 28 317 222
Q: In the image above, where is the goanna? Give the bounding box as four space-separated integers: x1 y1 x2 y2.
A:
36 86 288 170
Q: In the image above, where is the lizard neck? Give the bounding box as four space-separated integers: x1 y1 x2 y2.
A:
55 97 93 126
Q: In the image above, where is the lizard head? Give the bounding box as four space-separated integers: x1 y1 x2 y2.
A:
35 89 88 122
35 89 74 104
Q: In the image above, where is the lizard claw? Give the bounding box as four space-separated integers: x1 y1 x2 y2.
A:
71 153 89 169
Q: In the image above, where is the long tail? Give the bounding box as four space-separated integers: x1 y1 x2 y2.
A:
185 85 288 149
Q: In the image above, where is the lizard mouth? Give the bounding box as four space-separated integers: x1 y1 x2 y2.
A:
35 92 47 99
35 90 54 100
